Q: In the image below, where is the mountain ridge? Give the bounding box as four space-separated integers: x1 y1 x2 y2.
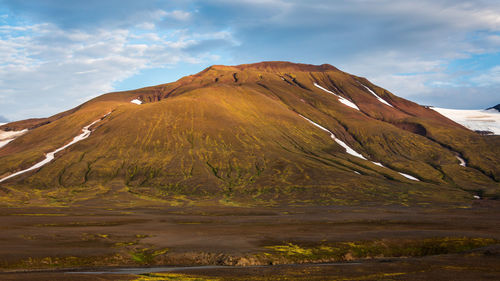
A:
488 104 500 112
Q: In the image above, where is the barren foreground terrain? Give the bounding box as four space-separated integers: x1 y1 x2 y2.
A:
0 200 499 280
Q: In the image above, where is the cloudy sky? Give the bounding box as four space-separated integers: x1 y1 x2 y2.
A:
0 0 499 121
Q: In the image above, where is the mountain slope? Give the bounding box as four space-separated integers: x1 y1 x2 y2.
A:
0 62 498 206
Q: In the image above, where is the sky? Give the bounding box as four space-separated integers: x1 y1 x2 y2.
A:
0 0 499 121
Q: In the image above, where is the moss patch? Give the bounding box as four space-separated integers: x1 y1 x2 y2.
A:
262 237 498 263
134 273 219 281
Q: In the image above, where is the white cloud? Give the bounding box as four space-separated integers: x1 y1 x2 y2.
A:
166 10 191 21
150 9 168 21
136 22 156 30
470 66 500 86
0 22 228 120
1 0 499 118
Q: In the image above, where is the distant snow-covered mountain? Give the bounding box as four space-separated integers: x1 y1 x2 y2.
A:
431 107 500 135
488 104 500 112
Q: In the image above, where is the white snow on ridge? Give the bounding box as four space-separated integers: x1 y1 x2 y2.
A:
431 107 500 135
299 114 420 181
0 113 109 183
358 83 394 108
0 129 28 149
0 140 10 148
131 99 142 105
398 172 420 181
300 115 366 160
300 115 420 181
371 161 384 167
371 161 419 181
456 156 466 167
313 83 360 111
0 129 28 141
337 96 360 110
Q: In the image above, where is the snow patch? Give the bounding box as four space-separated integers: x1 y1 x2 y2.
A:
314 83 360 111
456 155 466 167
371 161 419 181
131 99 142 105
0 140 13 148
0 113 109 183
358 83 394 108
300 115 366 160
0 129 28 149
431 107 500 135
398 172 420 181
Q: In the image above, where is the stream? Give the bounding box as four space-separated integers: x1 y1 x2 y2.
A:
66 262 362 275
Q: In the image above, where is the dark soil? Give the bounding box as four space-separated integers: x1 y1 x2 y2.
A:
0 200 499 280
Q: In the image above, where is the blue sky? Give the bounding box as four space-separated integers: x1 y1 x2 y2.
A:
0 0 499 121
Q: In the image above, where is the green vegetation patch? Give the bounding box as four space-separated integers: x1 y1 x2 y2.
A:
134 273 219 281
130 248 169 264
264 237 498 263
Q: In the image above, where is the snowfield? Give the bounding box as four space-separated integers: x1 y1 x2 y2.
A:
431 107 500 135
314 83 360 111
0 129 28 149
131 99 142 105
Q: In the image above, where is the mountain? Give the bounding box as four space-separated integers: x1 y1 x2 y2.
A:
0 115 8 124
0 61 499 206
488 104 500 112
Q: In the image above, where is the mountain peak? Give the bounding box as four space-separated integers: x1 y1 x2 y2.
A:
183 61 340 85
206 61 338 73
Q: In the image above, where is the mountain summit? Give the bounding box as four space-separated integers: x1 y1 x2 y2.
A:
0 61 498 206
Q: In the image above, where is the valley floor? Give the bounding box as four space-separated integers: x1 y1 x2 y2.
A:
0 200 499 280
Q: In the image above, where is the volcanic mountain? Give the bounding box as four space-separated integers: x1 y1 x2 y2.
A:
0 62 499 206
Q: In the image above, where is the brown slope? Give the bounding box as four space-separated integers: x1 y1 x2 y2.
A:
0 61 498 206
